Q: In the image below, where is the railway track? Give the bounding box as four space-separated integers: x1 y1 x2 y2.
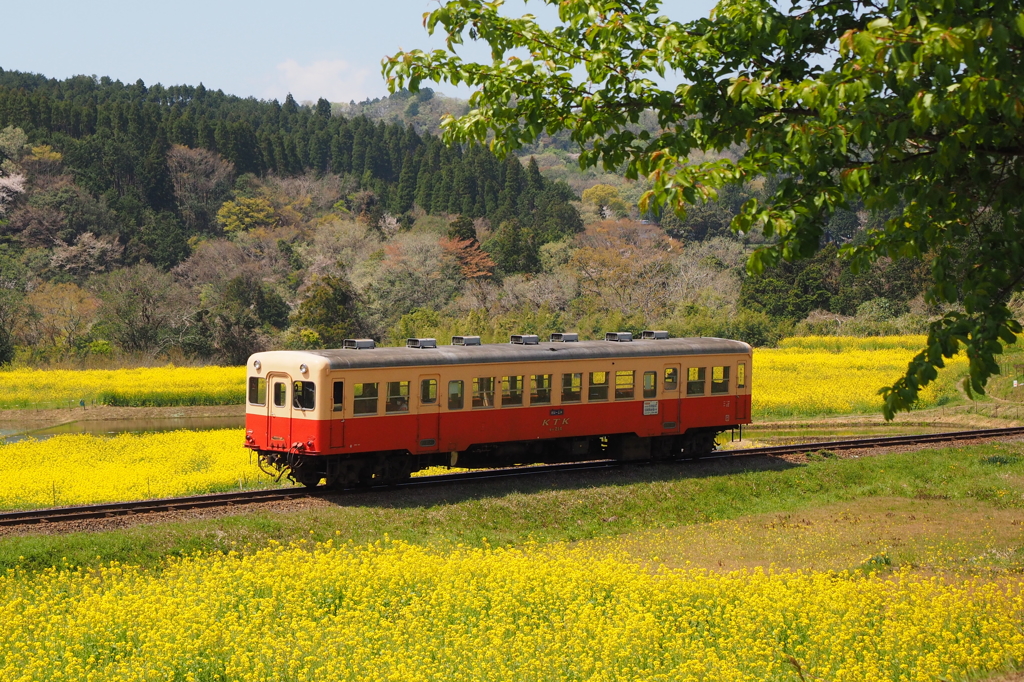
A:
3 425 1024 528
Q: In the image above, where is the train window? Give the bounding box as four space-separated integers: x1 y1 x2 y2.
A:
293 381 316 410
711 366 730 394
353 383 379 415
248 377 267 406
386 381 410 413
664 368 679 391
448 380 464 410
737 363 746 389
502 376 524 407
615 371 635 400
273 381 287 407
588 372 609 401
687 367 706 396
421 379 438 405
333 382 344 412
473 377 495 408
531 374 553 405
561 373 582 403
643 371 657 399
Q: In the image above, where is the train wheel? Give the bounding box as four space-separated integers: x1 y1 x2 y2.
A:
291 470 323 488
326 461 361 490
380 453 413 486
680 430 718 459
651 435 677 461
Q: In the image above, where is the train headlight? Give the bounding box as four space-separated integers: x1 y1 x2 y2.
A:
299 363 308 374
253 359 261 371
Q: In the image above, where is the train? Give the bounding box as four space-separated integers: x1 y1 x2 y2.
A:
244 332 753 487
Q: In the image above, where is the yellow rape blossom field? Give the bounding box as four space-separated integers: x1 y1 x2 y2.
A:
1 539 1021 682
0 336 965 417
0 365 245 409
0 429 261 510
753 336 968 418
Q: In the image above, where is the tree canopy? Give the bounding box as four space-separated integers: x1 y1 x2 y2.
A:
0 70 581 267
385 0 1024 418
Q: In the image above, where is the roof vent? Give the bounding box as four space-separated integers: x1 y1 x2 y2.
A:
452 335 481 346
550 332 579 343
605 332 633 342
406 338 437 349
641 330 670 340
510 334 540 345
343 338 376 349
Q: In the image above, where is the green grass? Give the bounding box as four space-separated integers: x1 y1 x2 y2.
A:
4 441 1024 573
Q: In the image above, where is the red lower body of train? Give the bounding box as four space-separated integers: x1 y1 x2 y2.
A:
247 393 752 488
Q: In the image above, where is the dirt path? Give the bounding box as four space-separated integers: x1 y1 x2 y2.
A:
0 404 244 429
593 495 1024 574
753 403 1019 431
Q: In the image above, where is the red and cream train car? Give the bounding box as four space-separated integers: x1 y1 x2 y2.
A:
244 333 752 487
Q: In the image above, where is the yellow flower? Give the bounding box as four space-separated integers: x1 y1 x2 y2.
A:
0 430 262 508
754 336 966 418
0 540 1020 681
0 365 244 408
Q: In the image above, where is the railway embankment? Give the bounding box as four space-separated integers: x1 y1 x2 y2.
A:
2 435 1022 574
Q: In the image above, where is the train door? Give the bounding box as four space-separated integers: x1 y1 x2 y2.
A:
735 361 749 421
416 374 441 452
267 373 292 449
662 363 681 432
330 379 345 448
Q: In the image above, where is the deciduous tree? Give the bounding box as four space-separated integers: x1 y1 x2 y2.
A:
385 0 1024 417
167 145 235 235
292 275 362 348
94 263 193 355
216 196 278 234
581 184 629 219
17 282 99 358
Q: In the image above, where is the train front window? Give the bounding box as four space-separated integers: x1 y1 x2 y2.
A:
615 371 634 400
711 366 730 394
531 374 552 405
502 376 524 407
386 381 410 413
687 367 706 395
473 377 495 408
737 362 746 389
588 372 609 401
561 373 582 403
643 371 657 399
448 380 464 410
353 383 379 415
664 368 678 391
248 377 266 406
293 381 316 410
421 379 437 405
333 381 344 412
273 381 286 407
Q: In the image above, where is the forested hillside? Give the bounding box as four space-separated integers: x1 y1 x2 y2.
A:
0 70 577 263
0 70 585 365
0 69 972 369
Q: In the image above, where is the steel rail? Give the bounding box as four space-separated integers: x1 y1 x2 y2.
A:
3 425 1023 528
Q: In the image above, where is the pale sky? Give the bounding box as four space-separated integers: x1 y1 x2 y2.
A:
0 1 716 104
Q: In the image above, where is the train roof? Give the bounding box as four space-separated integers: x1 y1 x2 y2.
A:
258 337 751 372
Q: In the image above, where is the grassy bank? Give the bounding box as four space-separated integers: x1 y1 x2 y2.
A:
3 440 1023 573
